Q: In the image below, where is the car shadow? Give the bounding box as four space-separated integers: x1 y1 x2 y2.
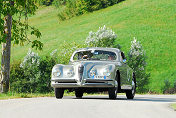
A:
64 95 176 103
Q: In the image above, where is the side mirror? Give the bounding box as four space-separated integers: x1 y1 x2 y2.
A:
123 59 127 63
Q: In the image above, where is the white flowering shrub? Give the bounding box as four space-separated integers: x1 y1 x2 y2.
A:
85 25 117 47
128 37 149 93
10 49 56 93
20 49 40 68
20 49 40 85
51 41 84 64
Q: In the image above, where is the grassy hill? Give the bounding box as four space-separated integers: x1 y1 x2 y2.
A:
2 0 176 93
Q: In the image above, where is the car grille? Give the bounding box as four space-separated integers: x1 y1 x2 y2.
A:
78 65 84 82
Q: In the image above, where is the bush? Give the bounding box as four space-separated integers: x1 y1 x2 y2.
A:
50 41 84 64
56 0 121 20
162 79 176 94
85 25 117 47
10 49 56 93
41 0 54 6
128 37 150 93
37 56 56 93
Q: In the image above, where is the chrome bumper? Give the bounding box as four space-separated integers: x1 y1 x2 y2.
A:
51 78 115 88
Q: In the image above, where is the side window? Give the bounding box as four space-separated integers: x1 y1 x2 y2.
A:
121 52 126 60
120 52 126 63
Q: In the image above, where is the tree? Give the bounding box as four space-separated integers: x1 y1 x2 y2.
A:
128 37 149 93
0 0 43 93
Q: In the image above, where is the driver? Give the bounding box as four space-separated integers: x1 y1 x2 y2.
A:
82 55 88 59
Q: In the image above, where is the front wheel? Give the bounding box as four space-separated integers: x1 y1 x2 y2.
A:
108 87 118 99
55 88 64 99
126 73 136 99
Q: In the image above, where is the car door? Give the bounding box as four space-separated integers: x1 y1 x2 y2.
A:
118 52 131 88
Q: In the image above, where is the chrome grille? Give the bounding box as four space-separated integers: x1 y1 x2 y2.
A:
78 65 84 82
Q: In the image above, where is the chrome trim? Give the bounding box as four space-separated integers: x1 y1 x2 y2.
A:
121 85 132 90
51 82 114 88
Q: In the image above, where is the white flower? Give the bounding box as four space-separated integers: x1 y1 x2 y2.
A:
20 49 40 68
85 25 117 47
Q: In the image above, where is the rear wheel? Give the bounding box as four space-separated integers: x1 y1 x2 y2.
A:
126 73 136 99
55 88 64 99
108 87 118 99
75 89 83 98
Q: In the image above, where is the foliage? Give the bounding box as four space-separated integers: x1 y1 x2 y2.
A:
85 25 117 47
10 49 56 93
50 41 85 64
162 79 171 93
38 56 56 93
56 0 121 20
162 79 176 94
128 37 150 93
41 0 54 6
0 0 43 50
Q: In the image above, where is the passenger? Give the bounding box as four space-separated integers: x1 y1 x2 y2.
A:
108 55 114 60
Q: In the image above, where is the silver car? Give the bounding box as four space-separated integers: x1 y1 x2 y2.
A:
51 47 136 99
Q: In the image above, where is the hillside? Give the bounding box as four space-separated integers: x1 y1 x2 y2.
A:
1 0 176 93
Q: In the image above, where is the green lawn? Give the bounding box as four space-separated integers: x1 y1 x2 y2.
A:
0 0 176 93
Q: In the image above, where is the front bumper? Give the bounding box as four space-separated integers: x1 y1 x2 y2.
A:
51 78 115 88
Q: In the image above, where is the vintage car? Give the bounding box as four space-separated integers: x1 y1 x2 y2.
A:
51 47 136 99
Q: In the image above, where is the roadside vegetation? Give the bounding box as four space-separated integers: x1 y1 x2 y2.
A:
0 0 176 96
171 104 176 111
0 92 54 100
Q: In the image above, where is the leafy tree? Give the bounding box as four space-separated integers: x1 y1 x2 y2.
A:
0 0 43 93
128 37 149 93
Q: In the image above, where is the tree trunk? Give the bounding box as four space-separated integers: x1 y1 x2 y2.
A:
0 13 12 93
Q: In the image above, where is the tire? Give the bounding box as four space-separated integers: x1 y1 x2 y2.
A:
75 89 83 98
55 88 64 99
126 73 136 99
108 87 118 99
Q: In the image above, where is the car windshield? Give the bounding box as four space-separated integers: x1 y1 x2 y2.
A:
73 50 117 61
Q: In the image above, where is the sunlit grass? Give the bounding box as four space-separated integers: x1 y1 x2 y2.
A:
171 104 176 111
0 92 55 100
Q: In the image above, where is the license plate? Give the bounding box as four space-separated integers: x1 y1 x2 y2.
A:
94 75 106 79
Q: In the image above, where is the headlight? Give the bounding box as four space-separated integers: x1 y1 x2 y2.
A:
53 70 61 77
66 69 74 77
89 69 96 77
103 68 111 76
63 66 75 77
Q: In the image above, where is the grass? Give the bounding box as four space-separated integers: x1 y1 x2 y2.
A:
0 0 176 93
0 92 55 100
171 104 176 111
0 91 116 100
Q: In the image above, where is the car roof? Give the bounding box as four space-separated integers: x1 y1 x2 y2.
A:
75 47 121 53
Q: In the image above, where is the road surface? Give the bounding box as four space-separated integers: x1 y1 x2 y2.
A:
0 95 176 118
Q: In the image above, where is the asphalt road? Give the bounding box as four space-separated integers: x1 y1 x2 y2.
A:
0 95 176 118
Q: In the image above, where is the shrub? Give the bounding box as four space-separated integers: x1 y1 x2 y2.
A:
128 37 150 93
85 25 117 47
162 79 176 94
56 0 122 20
50 41 84 64
37 56 56 93
57 0 77 20
10 49 57 93
41 0 54 6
